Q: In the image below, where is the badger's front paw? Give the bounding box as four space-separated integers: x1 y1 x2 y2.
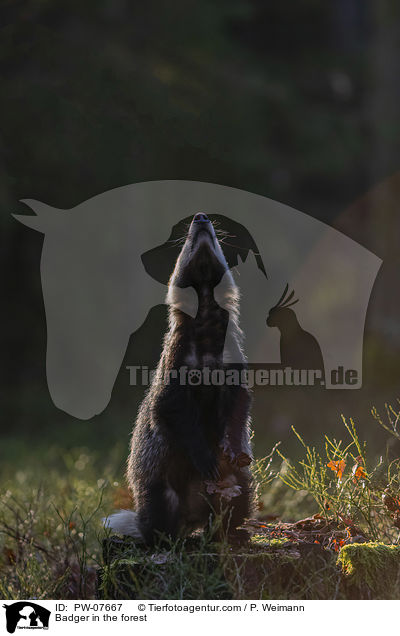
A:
231 452 252 468
220 442 252 468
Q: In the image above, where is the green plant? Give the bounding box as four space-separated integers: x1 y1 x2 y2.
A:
276 416 400 542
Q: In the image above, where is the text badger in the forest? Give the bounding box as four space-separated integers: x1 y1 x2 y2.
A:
106 212 254 544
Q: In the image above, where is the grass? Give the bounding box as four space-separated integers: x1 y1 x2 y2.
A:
99 534 232 600
0 447 121 599
1 401 400 599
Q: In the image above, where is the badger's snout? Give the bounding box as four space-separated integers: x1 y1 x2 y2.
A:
193 212 210 223
171 211 229 288
190 212 215 246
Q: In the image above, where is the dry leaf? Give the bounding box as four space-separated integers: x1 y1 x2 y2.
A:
382 491 400 512
205 478 242 500
327 459 346 480
352 465 367 480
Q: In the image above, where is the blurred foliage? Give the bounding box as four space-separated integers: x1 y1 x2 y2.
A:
2 1 400 460
0 0 371 208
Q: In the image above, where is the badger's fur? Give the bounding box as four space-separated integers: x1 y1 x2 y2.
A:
106 213 254 544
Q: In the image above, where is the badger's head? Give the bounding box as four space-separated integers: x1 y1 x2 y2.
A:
169 213 230 290
166 212 239 322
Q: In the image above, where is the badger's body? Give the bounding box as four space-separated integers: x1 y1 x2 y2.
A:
108 213 253 544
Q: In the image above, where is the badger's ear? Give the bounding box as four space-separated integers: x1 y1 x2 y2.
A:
13 199 64 233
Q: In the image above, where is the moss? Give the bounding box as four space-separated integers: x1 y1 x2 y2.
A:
338 542 400 599
250 534 293 549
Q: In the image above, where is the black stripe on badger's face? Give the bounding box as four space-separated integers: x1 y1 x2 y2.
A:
172 213 229 290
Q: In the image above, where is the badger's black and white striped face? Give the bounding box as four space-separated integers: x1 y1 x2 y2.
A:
170 213 230 290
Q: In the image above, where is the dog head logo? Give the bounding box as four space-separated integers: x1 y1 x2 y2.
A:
3 602 50 633
14 180 382 418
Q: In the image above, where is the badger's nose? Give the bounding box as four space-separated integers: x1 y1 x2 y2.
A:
193 212 210 222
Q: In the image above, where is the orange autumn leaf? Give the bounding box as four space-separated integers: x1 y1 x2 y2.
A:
327 459 346 480
331 538 345 552
353 464 367 480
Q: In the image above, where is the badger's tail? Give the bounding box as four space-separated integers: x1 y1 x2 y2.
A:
103 510 144 541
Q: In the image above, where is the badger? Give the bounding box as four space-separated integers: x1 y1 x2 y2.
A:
107 212 254 544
